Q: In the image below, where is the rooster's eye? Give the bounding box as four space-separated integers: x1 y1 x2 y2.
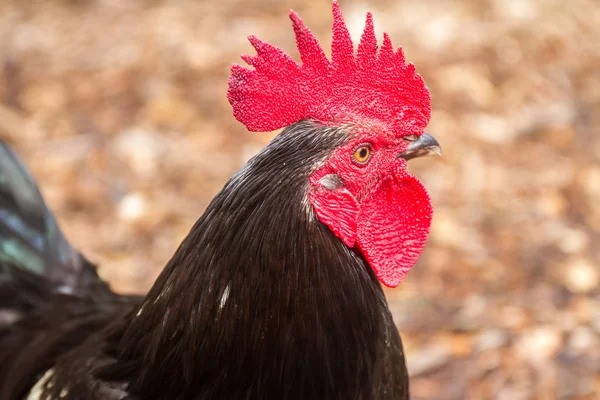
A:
352 144 372 165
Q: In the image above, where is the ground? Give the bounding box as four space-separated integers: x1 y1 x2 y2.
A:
0 0 599 398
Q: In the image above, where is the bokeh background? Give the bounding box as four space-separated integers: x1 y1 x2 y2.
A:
0 0 598 398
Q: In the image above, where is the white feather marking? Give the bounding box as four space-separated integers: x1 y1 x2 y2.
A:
55 285 73 295
26 369 53 400
219 283 231 310
135 304 145 317
0 308 20 325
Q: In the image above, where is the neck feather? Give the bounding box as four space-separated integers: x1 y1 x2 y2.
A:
115 121 405 399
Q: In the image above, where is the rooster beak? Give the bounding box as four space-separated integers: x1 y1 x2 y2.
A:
397 133 442 161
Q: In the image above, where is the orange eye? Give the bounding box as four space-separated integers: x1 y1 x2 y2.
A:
353 145 372 165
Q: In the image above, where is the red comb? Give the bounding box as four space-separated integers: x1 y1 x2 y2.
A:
227 0 431 137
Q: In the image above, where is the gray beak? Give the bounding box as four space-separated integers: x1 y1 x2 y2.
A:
397 133 442 161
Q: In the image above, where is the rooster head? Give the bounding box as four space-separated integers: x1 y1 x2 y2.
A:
227 1 440 287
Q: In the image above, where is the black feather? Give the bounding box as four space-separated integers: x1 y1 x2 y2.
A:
0 122 409 400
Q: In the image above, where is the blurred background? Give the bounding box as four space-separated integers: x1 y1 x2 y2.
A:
0 0 598 398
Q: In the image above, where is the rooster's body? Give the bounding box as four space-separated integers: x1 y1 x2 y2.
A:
0 2 441 399
0 123 409 400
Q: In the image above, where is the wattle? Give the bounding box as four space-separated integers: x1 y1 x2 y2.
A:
356 170 432 287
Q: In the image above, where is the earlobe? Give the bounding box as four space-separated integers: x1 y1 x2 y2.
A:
309 187 358 247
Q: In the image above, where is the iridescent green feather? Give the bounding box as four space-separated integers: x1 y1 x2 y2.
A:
0 141 81 281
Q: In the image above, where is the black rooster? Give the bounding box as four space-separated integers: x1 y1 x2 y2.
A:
0 2 440 399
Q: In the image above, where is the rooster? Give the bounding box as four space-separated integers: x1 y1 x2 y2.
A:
0 2 440 399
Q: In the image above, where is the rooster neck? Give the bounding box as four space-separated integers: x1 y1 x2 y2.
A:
114 121 408 399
